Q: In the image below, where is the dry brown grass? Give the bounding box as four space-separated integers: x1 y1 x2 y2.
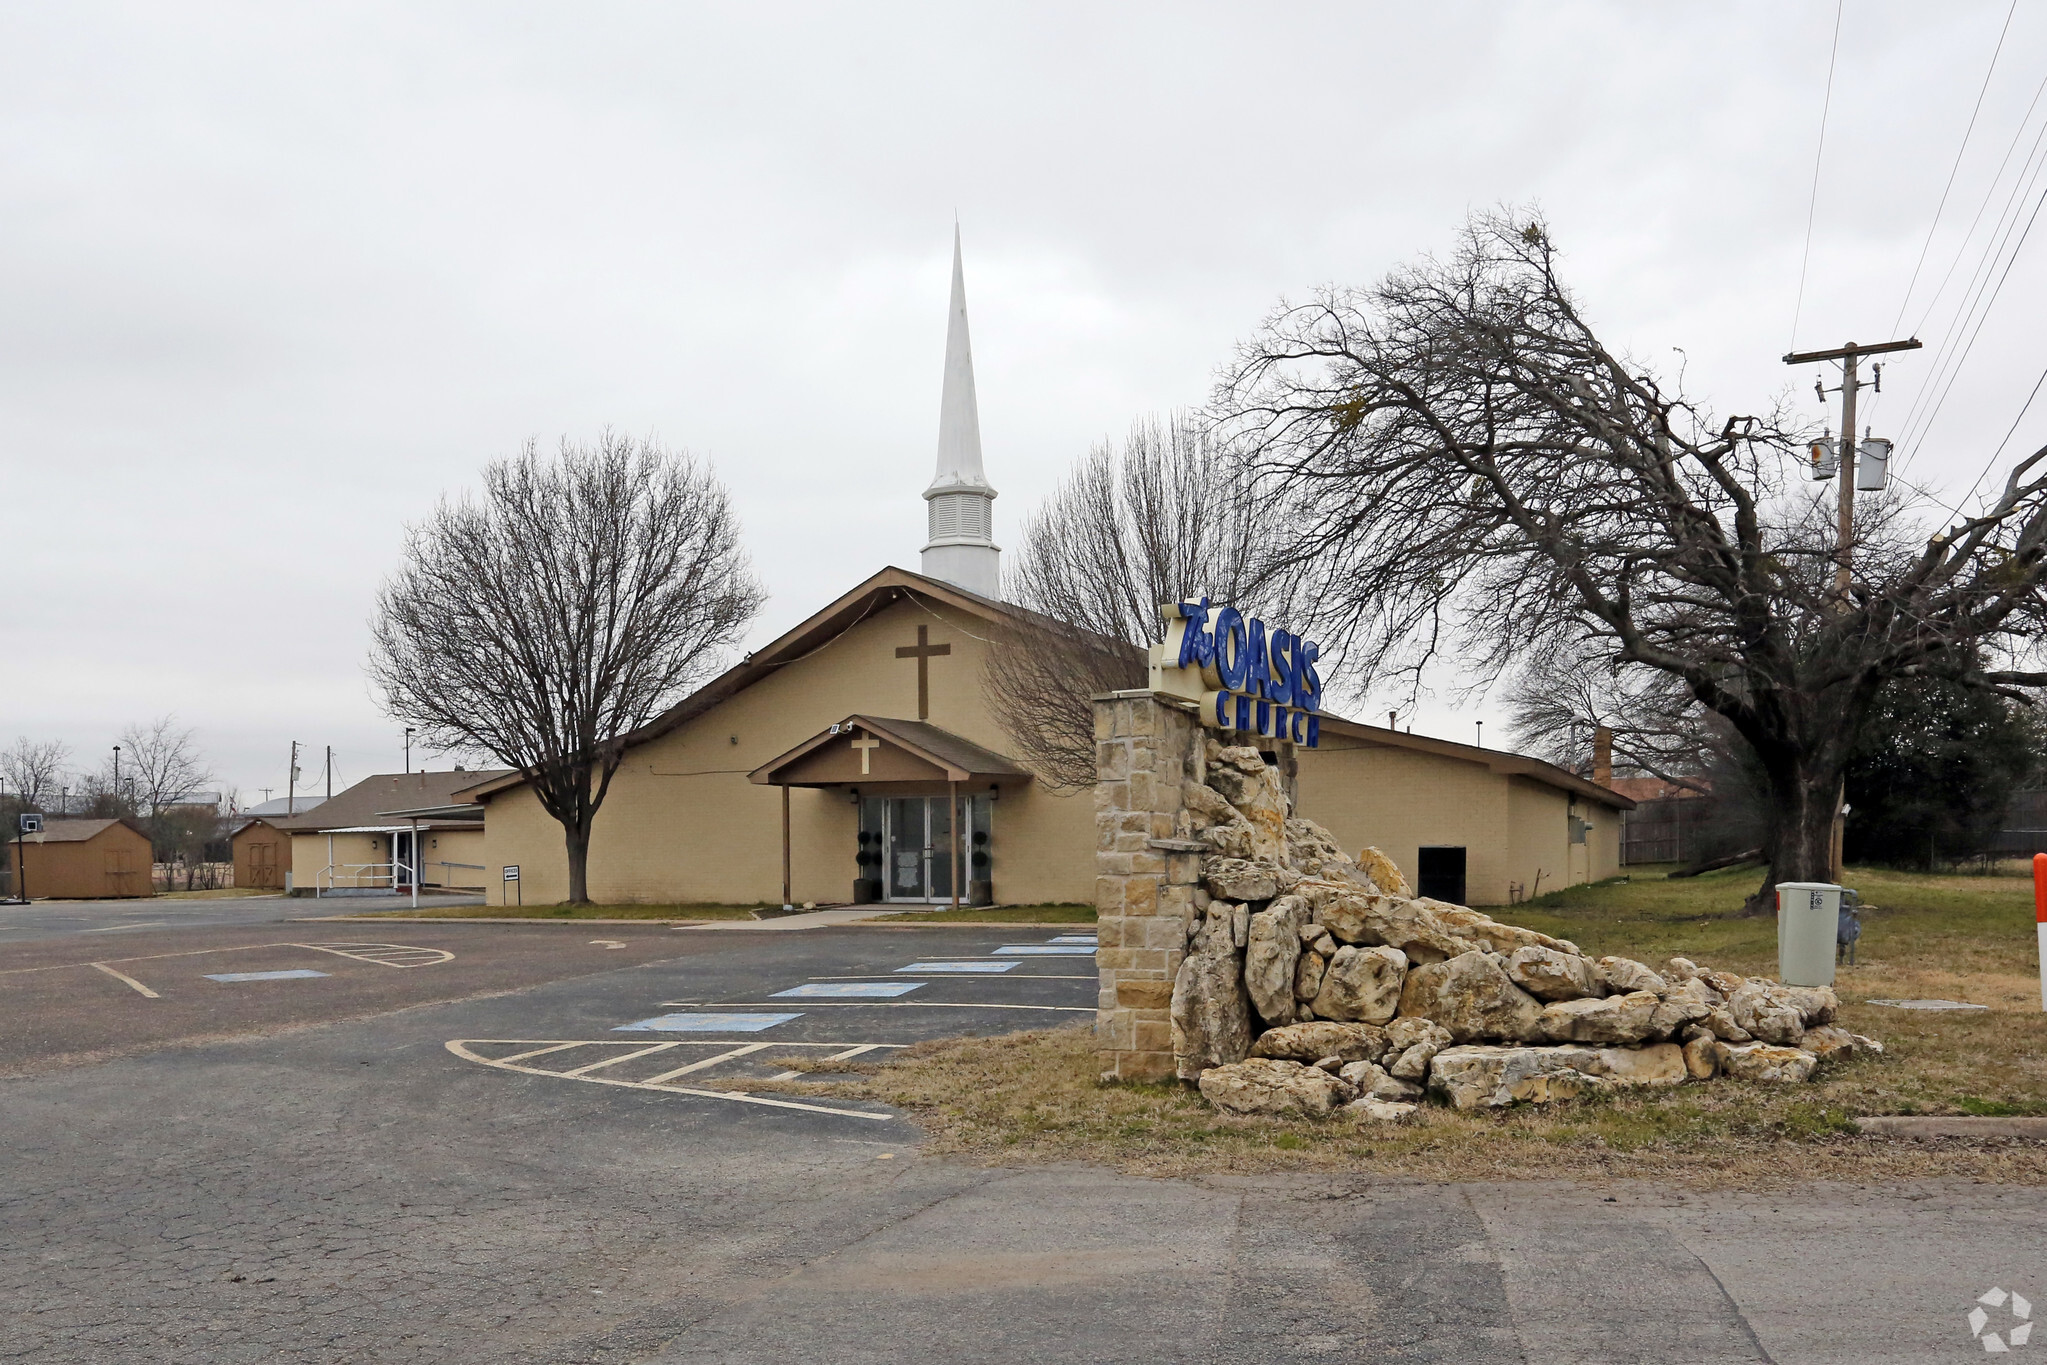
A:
775 1025 2047 1188
765 864 2047 1188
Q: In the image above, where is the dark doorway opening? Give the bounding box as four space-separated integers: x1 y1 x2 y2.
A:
1416 846 1467 904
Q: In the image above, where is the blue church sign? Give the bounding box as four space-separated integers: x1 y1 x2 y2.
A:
1148 597 1323 747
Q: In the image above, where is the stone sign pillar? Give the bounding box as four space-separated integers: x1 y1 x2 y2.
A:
1093 688 1208 1082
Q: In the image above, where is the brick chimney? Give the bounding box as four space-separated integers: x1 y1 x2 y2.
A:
1592 725 1613 788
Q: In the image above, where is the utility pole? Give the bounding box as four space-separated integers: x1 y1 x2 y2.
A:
111 745 120 809
404 728 414 775
1781 336 1923 880
287 740 300 816
1782 337 1922 599
325 746 333 802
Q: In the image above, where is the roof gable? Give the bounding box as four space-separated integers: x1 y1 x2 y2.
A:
460 565 1059 803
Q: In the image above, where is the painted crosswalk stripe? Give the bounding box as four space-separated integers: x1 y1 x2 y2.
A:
771 982 922 999
204 969 329 982
893 961 1018 974
992 946 1096 956
1049 935 1098 945
614 1012 800 1032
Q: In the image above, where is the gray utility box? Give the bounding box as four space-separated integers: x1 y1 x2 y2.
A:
1776 882 1842 987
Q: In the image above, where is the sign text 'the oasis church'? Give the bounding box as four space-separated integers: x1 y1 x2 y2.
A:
1148 598 1324 747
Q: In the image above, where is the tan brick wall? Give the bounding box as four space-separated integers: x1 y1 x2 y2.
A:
1092 690 1205 1083
478 595 1094 907
291 831 384 892
1298 740 1622 905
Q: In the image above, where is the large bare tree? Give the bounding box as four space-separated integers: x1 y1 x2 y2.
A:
988 415 1291 787
370 433 763 903
1218 211 2047 907
0 738 69 811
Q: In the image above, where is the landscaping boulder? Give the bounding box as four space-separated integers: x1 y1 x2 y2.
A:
1727 981 1806 1047
1429 905 1580 957
1249 1020 1392 1064
1199 1058 1348 1118
1427 1043 1683 1109
1243 896 1309 1027
1800 1025 1883 1062
1702 1006 1753 1044
1428 1046 1614 1110
1293 947 1328 1003
1681 1031 1719 1079
1170 905 1254 1081
1397 950 1545 1043
1204 858 1291 903
1203 748 1288 862
1715 1042 1818 1083
1384 1017 1454 1081
1311 944 1408 1024
1779 985 1840 1026
1504 944 1603 1001
1649 978 1718 1038
1285 816 1359 880
1354 846 1411 896
1338 1059 1424 1102
1317 892 1475 964
1598 956 1668 996
1343 1097 1419 1122
1538 990 1661 1045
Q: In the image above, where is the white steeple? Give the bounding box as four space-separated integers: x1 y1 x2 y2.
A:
921 225 1001 599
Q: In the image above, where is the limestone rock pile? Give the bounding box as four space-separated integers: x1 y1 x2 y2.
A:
1171 741 1882 1120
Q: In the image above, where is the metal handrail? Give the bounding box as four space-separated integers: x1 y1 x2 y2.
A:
316 860 412 897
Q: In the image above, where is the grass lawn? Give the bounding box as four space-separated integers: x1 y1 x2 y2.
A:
775 863 2047 1187
864 904 1097 925
360 902 763 921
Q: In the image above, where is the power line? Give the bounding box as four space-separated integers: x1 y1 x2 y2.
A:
1898 151 2047 463
1789 0 1845 351
1949 359 2047 515
1890 0 2018 336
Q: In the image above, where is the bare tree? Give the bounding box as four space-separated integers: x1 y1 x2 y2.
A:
1217 210 2047 908
369 433 764 904
1505 642 1716 793
987 415 1291 787
114 716 213 816
0 738 69 810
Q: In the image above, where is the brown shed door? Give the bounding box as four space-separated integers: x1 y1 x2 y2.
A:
250 842 275 885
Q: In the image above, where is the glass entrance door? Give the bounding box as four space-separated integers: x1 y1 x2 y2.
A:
883 797 954 902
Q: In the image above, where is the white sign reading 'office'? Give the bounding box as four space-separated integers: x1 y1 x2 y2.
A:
1148 597 1324 747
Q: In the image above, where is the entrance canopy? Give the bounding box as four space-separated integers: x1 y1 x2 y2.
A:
749 715 1030 789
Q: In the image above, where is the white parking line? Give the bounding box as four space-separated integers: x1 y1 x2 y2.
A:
445 1039 905 1121
658 1000 1094 1013
89 962 160 998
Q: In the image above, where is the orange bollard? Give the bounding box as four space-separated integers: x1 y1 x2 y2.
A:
2035 853 2047 1011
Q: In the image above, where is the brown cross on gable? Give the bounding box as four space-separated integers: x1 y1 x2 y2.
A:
895 625 951 720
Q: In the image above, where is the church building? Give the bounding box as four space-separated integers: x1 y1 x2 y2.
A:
458 232 1629 909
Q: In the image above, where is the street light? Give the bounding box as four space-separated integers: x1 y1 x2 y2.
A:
405 728 415 774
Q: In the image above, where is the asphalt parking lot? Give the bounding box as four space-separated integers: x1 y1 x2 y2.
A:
2 904 2042 1363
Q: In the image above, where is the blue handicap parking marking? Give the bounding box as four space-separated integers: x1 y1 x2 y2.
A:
894 961 1018 974
614 1013 801 1033
771 982 923 999
204 969 330 983
993 946 1097 956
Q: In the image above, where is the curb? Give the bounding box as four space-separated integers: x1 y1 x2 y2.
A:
291 915 1096 931
1854 1116 2047 1140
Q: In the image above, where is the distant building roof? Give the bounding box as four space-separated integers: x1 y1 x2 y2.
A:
1609 777 1710 802
24 817 149 843
265 770 510 833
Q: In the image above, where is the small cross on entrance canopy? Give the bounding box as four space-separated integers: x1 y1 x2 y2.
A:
849 734 880 774
895 625 951 720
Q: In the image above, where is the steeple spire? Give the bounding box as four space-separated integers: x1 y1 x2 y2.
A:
921 225 1001 599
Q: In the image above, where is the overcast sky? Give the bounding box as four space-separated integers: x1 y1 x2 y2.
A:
4 2 2043 802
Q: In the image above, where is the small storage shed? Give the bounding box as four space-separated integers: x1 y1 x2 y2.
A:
5 818 154 899
231 817 291 889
